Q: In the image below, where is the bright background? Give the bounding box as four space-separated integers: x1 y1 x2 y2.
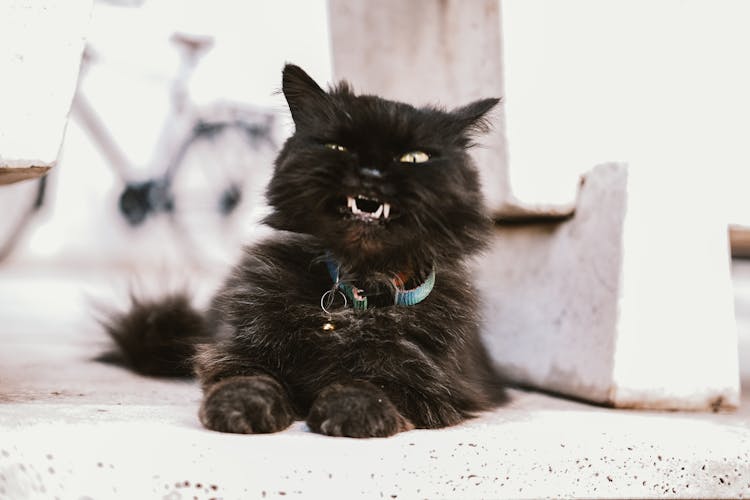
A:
3 0 333 270
502 0 750 223
3 0 750 271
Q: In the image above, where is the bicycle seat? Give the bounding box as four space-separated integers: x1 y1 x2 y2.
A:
170 32 214 56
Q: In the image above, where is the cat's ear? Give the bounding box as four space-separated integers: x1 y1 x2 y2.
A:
450 97 501 135
282 64 331 128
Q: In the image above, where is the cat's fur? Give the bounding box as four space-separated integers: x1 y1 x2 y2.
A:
104 64 505 437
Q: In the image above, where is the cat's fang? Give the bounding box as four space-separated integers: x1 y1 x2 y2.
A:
349 197 364 216
383 203 390 219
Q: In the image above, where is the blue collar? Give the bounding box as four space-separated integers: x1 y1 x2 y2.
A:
325 257 435 310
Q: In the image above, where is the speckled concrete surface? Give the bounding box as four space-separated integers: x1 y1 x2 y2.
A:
1 264 749 499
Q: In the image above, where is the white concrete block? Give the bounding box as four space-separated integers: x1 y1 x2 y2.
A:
0 0 91 184
478 163 740 410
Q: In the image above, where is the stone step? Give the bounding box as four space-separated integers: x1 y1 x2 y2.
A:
478 163 740 410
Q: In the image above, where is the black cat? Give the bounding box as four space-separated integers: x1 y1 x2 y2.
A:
105 64 505 438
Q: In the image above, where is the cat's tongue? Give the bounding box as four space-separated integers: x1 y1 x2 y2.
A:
347 196 391 221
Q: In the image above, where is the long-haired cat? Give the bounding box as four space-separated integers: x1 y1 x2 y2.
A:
104 64 505 438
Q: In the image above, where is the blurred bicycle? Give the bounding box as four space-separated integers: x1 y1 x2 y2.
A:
0 32 280 265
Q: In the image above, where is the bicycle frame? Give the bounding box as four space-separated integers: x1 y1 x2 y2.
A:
71 34 277 228
71 34 209 189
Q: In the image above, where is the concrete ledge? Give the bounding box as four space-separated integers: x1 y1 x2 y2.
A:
0 166 50 186
1 401 749 499
478 163 740 410
731 225 750 258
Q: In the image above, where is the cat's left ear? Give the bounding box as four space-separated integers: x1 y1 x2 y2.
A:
450 97 501 135
282 64 332 129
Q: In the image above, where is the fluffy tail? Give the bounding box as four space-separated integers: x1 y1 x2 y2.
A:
100 293 210 377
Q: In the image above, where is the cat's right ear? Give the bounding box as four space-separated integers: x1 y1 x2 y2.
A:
282 64 331 129
450 97 501 136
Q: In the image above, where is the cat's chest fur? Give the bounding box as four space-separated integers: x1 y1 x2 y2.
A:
209 233 478 397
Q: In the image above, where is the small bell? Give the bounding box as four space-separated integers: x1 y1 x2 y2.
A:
322 322 335 331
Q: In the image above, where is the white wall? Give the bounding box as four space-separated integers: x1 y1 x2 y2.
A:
502 0 750 225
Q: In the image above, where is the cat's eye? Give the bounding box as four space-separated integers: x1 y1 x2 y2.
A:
399 151 430 164
325 143 347 152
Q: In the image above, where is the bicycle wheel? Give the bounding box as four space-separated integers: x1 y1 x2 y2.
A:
166 119 277 266
0 176 47 263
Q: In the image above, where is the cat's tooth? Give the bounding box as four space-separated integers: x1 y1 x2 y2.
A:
383 203 391 219
347 196 355 211
373 204 384 218
350 198 362 215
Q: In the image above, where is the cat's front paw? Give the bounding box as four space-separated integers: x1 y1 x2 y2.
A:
199 375 295 434
307 381 413 438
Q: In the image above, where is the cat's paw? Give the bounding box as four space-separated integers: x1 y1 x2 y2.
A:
199 375 295 434
306 381 413 438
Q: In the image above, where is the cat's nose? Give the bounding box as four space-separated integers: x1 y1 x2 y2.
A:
357 166 394 196
359 167 383 179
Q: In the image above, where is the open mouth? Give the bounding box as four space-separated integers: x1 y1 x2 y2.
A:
346 195 391 222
